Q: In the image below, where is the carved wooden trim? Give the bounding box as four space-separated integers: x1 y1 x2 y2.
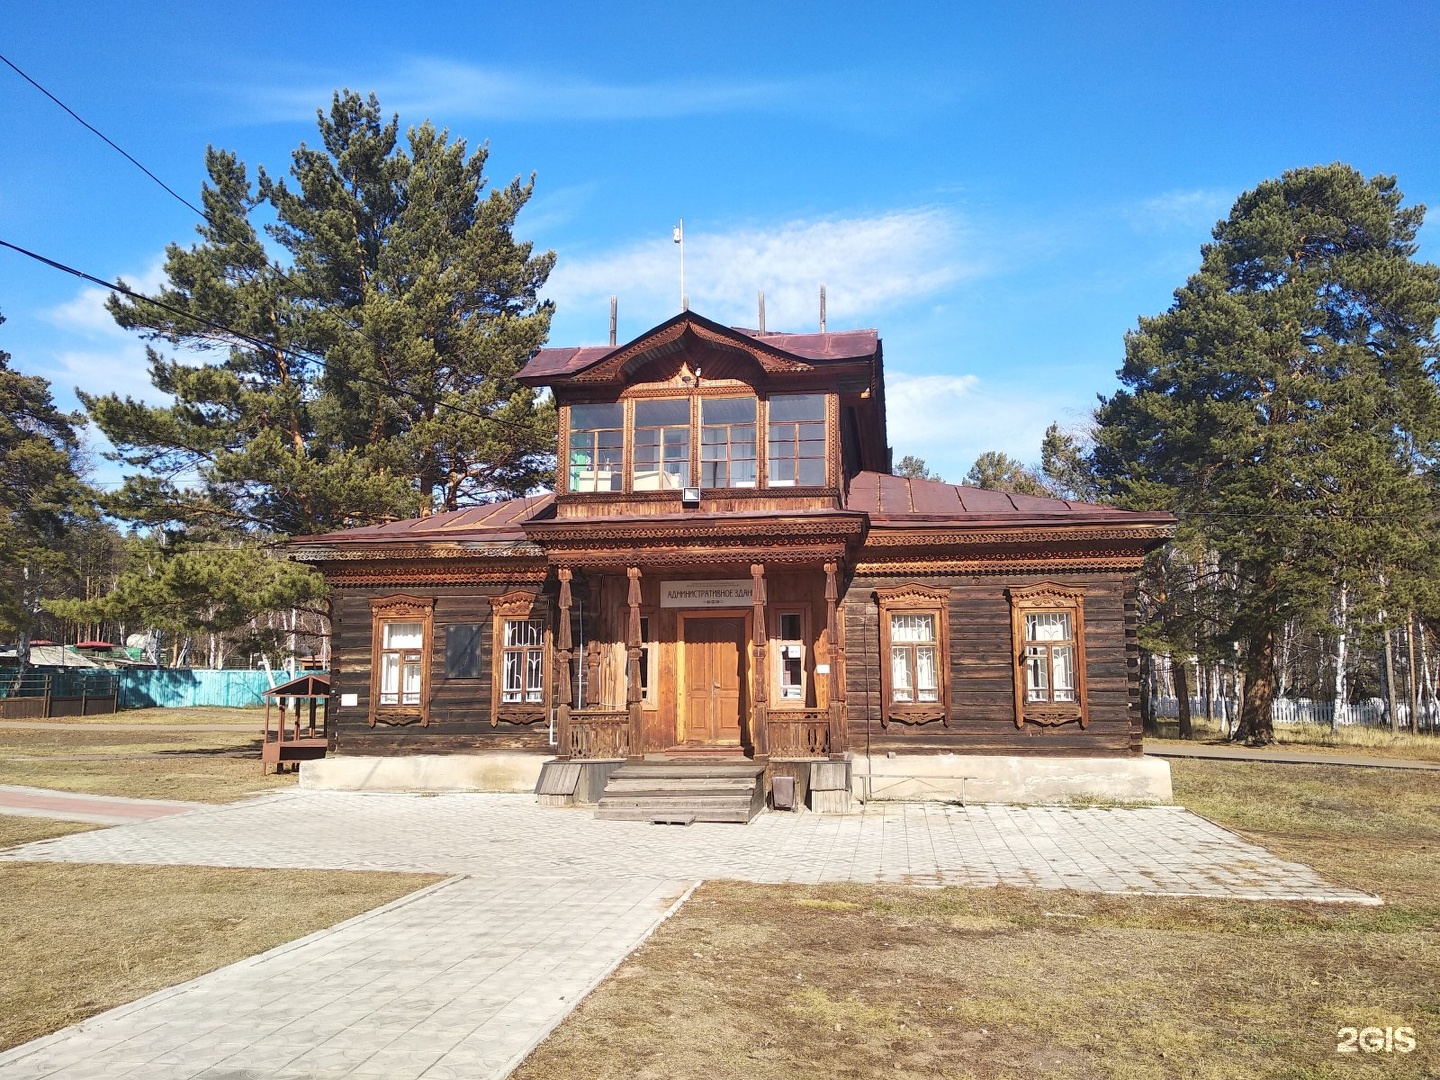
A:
875 582 951 729
489 590 550 728
369 594 434 728
1007 582 1088 730
864 524 1174 547
854 555 1146 575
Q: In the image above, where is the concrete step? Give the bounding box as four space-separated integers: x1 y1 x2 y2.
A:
595 763 766 824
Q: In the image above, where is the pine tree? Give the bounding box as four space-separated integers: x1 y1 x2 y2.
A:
0 312 93 660
85 91 556 537
1092 164 1440 745
894 454 944 482
964 451 1051 496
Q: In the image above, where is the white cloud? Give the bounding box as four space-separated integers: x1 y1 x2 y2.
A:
1129 189 1232 233
41 258 167 343
249 57 818 124
547 209 982 337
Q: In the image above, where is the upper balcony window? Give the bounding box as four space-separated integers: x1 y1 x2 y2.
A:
569 403 624 492
767 394 827 487
633 398 691 491
701 396 757 488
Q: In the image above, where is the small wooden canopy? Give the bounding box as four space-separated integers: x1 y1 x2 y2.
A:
263 673 331 700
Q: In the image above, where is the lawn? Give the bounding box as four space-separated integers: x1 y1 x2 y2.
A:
0 815 98 849
514 758 1439 1080
0 723 298 802
12 706 268 727
0 860 439 1052
1149 717 1440 762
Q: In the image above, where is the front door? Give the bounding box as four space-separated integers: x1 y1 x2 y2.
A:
680 615 747 746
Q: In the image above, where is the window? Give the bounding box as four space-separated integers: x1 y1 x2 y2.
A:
890 613 938 703
774 609 807 703
444 623 484 679
370 595 434 726
1007 583 1088 728
767 394 827 487
633 399 691 491
875 584 950 726
568 403 624 492
502 619 546 703
380 622 424 705
490 591 549 725
701 396 757 488
1024 613 1075 703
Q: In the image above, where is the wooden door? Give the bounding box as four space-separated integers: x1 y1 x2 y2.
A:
681 616 746 745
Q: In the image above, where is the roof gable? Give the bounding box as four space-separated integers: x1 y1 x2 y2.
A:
519 310 878 387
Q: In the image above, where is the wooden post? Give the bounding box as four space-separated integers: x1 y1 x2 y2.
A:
750 563 768 761
626 567 643 762
556 567 574 760
825 561 845 759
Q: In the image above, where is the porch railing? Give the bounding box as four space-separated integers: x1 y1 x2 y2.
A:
767 710 832 758
567 708 630 759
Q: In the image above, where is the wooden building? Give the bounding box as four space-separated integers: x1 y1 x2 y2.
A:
293 312 1174 815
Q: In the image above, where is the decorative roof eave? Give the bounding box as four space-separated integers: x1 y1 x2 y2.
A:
521 311 877 387
288 539 547 563
522 511 868 546
861 521 1175 551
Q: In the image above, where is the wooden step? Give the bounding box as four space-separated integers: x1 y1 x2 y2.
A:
594 762 766 824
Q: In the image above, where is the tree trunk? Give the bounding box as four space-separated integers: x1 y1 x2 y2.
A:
1383 627 1400 736
1139 650 1155 734
1173 656 1192 739
1331 582 1349 733
1407 612 1419 736
1421 624 1435 734
1238 628 1276 746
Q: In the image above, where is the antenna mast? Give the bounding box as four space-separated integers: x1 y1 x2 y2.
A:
673 219 686 311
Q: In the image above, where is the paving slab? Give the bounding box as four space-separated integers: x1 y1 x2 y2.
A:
0 784 210 825
0 792 1379 1079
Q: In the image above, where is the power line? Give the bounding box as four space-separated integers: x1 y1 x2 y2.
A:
0 51 206 222
0 51 545 441
0 237 534 434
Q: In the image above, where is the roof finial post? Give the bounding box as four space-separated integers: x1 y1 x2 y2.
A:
819 284 827 333
609 296 617 346
758 290 766 334
673 219 685 312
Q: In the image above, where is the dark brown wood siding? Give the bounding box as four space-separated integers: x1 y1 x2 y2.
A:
331 583 555 756
842 570 1137 756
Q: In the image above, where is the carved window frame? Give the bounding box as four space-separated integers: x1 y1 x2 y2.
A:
876 583 951 727
369 594 434 727
490 591 551 727
1007 583 1088 729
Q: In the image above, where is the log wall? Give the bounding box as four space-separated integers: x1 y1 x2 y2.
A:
331 583 555 756
842 570 1138 756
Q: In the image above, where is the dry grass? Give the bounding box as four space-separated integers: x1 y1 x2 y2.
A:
515 760 1440 1080
1151 717 1440 761
0 862 439 1051
0 728 297 802
20 706 268 727
0 816 99 849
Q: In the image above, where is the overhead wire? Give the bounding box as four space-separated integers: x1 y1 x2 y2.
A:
0 50 546 438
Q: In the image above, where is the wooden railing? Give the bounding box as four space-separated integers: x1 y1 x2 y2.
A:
767 710 832 758
567 709 630 759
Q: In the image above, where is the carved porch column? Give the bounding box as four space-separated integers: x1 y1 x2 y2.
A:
750 562 769 761
626 566 644 762
555 567 573 760
825 561 846 759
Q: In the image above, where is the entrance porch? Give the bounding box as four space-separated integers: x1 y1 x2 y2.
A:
551 563 848 768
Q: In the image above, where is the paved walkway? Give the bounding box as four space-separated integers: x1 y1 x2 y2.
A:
0 785 210 825
1148 742 1440 770
0 792 1379 1079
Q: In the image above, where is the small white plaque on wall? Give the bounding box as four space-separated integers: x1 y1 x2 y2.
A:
660 579 754 608
340 693 359 707
815 664 831 675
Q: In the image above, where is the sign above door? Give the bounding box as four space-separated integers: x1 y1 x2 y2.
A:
660 579 754 608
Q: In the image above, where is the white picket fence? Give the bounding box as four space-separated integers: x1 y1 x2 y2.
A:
1151 696 1438 730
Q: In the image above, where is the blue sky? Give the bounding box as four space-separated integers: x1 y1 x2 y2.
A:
2 0 1438 489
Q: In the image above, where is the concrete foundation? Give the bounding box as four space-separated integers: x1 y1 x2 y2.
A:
851 754 1173 805
301 753 549 793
